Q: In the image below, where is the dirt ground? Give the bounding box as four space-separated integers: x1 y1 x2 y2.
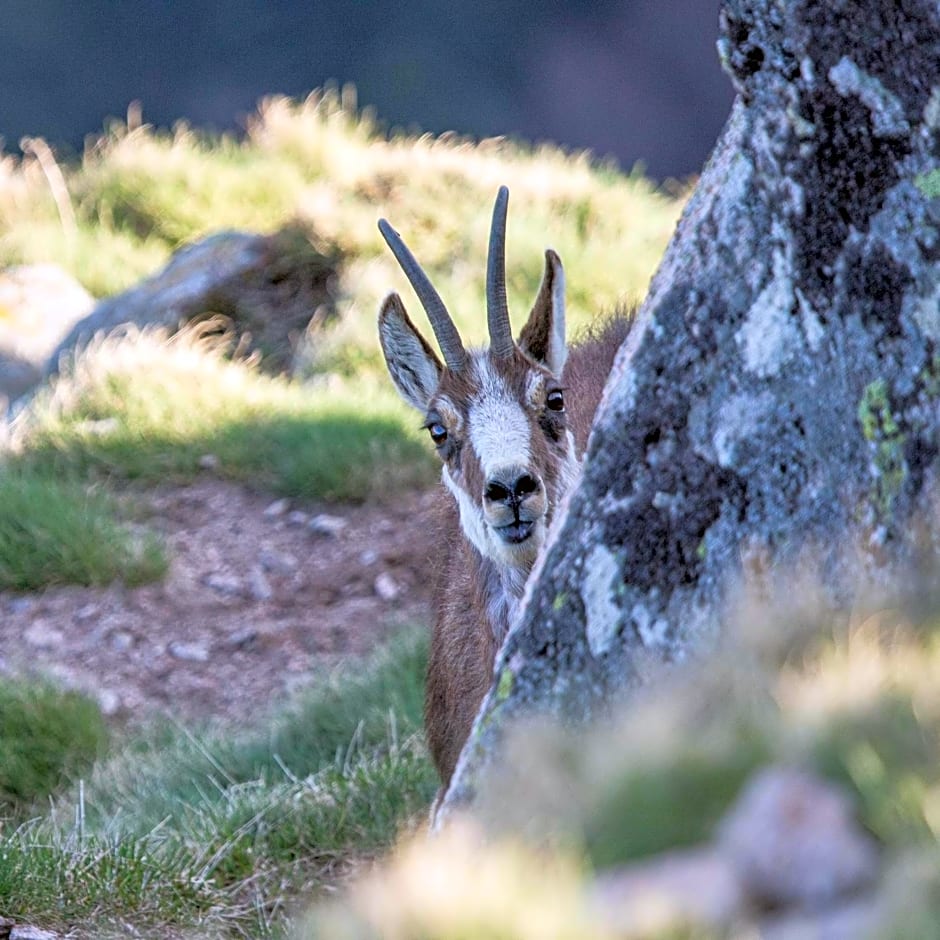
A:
0 479 438 727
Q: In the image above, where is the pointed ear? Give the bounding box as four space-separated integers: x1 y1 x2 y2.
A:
378 293 443 411
518 249 567 377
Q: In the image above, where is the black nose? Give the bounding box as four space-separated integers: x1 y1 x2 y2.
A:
484 472 541 506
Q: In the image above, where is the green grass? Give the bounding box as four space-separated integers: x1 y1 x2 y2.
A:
0 630 435 937
0 680 108 813
86 629 432 832
13 324 437 502
0 465 166 590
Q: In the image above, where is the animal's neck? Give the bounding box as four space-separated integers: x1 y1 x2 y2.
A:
480 557 530 647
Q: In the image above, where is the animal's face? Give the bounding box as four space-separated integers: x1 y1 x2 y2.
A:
377 187 578 569
423 346 578 567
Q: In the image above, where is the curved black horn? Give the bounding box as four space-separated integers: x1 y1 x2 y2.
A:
486 185 515 359
378 218 467 372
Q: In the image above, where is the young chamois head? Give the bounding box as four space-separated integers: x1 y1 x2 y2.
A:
378 187 578 571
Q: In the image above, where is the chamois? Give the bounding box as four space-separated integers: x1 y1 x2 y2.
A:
378 187 628 787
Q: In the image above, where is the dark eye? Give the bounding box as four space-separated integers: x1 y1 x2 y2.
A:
546 389 565 412
428 422 448 446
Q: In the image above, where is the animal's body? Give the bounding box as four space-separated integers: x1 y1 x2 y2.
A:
378 188 629 787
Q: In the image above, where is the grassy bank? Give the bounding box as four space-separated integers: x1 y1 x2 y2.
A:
0 630 434 937
1 88 681 590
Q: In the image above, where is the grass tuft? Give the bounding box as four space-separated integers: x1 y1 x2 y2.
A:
12 323 437 503
0 680 108 813
0 465 166 590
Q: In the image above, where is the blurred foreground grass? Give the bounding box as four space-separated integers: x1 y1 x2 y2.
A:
308 592 940 939
8 580 940 937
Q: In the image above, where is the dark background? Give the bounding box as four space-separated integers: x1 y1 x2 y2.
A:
0 0 734 181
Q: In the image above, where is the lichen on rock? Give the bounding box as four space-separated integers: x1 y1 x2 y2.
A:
441 0 940 819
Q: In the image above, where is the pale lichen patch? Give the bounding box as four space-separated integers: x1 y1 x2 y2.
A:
796 288 825 352
924 86 940 130
713 391 776 469
910 281 940 341
630 602 670 648
828 57 910 138
582 544 621 657
736 249 801 378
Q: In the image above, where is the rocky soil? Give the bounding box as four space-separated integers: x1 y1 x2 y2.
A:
0 479 437 728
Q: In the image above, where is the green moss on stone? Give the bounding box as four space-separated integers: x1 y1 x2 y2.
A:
496 668 514 703
858 379 908 517
915 169 940 198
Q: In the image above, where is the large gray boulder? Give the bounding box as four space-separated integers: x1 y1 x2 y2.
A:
43 225 337 388
442 0 940 817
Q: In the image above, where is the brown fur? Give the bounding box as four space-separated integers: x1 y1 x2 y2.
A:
425 312 631 786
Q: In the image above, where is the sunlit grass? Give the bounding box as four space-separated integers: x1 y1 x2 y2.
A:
0 88 681 375
12 322 437 502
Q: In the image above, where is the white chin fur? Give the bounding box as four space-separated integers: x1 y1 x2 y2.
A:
488 518 544 567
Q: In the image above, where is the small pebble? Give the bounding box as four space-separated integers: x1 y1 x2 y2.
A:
24 623 65 650
259 548 298 574
96 689 122 716
74 603 100 623
227 627 261 651
308 513 347 537
11 925 61 940
110 631 135 652
248 566 273 602
202 572 244 597
263 497 290 518
286 510 310 527
359 549 379 566
168 641 210 663
374 572 401 601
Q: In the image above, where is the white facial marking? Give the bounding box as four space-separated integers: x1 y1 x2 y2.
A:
468 356 531 479
443 465 489 557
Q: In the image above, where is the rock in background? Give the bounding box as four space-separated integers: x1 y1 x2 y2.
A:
27 223 338 402
0 265 94 405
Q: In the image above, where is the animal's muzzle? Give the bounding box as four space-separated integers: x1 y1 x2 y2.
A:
483 466 545 543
